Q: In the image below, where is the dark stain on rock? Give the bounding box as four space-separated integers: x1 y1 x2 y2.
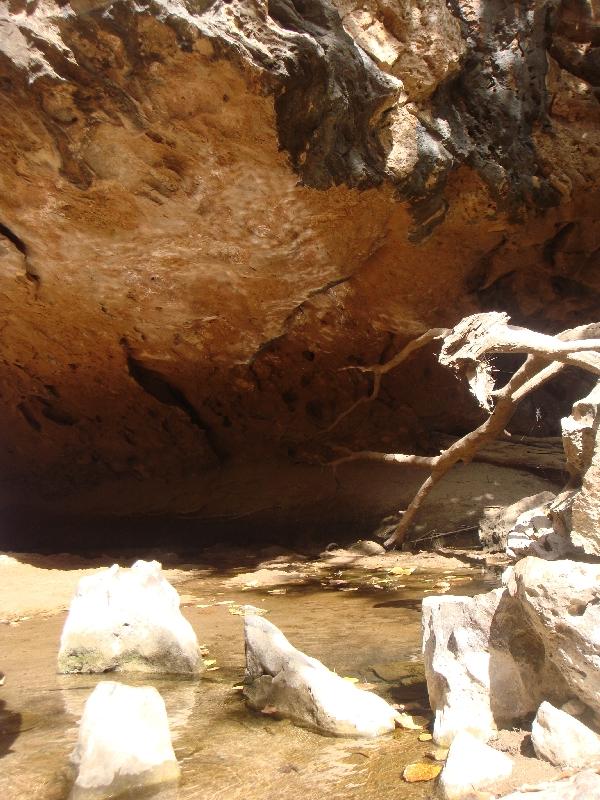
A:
268 0 400 189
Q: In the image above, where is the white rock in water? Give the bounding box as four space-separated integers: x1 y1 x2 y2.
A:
439 730 513 799
71 681 179 799
243 615 399 737
422 589 562 746
58 560 202 674
506 557 600 721
532 701 600 768
499 769 600 799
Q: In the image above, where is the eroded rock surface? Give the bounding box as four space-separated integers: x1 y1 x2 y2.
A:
422 588 566 746
243 614 399 737
71 681 179 799
58 560 202 674
0 0 598 527
506 558 600 723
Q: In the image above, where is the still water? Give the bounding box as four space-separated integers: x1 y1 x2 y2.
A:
0 550 497 800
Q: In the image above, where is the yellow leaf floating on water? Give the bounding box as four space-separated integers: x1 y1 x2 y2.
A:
388 566 416 576
402 762 442 782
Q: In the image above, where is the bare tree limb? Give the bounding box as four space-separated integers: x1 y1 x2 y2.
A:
329 449 436 469
324 328 449 432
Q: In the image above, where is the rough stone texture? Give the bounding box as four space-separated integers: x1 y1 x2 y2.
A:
499 768 600 800
569 382 600 556
71 681 179 799
506 498 576 561
439 730 513 800
506 558 600 723
422 588 568 746
479 491 556 552
0 0 599 528
532 701 600 769
58 560 203 674
243 614 399 737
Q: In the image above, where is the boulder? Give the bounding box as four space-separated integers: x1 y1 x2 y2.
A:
243 615 399 737
506 500 575 561
479 491 555 552
70 681 179 799
498 769 600 799
58 560 202 674
422 589 566 746
350 540 386 555
531 702 600 768
562 381 600 556
438 730 513 799
506 558 600 722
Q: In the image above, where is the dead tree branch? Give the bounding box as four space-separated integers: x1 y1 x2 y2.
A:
324 328 449 432
325 314 600 549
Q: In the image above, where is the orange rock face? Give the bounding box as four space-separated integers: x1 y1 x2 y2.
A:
0 0 598 532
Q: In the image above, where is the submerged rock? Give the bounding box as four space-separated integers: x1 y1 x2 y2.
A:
71 681 179 799
58 560 202 674
422 588 563 746
439 731 513 800
243 615 399 737
531 701 600 768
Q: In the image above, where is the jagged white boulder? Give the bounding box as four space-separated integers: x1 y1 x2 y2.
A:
58 560 202 674
506 558 600 721
499 769 600 799
439 730 513 799
532 701 600 768
422 589 564 746
71 681 179 799
243 615 399 737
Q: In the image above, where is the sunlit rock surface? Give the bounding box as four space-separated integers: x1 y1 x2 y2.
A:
439 730 513 800
506 558 600 723
422 587 566 746
532 701 600 769
58 560 203 674
71 681 179 799
243 614 399 737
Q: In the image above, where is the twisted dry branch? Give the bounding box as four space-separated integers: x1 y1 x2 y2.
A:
327 314 600 549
